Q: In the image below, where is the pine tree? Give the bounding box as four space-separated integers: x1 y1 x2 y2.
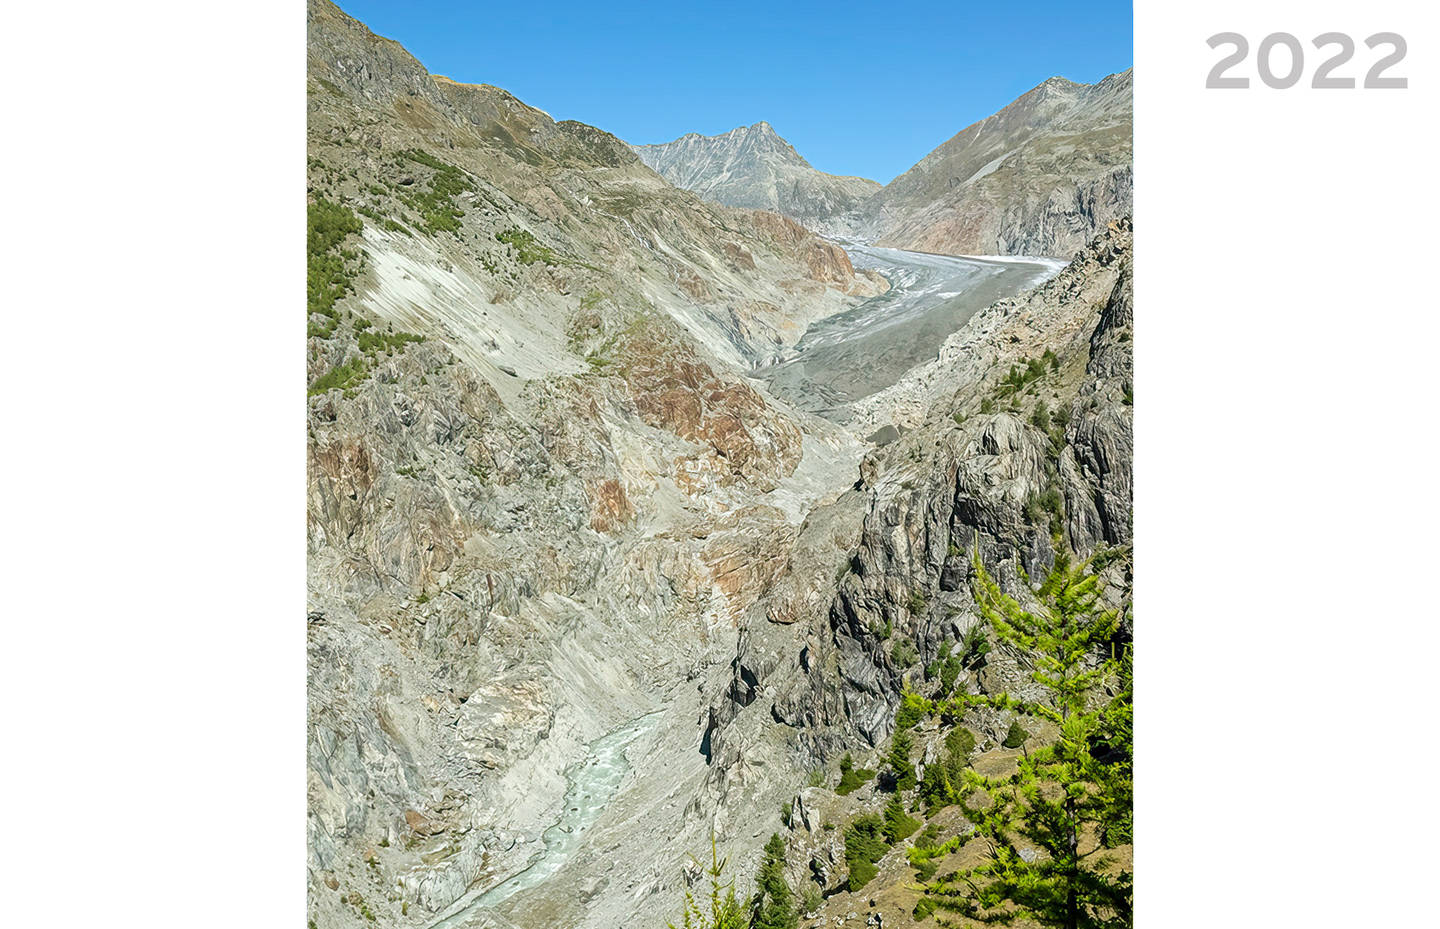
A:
882 793 921 844
920 549 1132 929
918 726 977 813
842 814 888 892
670 836 748 929
885 728 916 791
752 833 797 929
917 754 953 812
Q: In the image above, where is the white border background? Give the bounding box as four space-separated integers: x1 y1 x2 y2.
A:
1137 2 1439 925
2 1 1436 924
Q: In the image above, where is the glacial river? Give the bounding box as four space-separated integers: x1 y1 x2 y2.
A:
754 245 1065 420
426 713 662 929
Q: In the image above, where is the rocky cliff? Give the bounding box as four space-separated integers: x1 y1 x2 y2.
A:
632 122 881 235
855 72 1133 258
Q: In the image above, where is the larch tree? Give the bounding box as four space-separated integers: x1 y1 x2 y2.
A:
752 833 798 929
886 727 917 791
670 836 748 929
920 548 1133 929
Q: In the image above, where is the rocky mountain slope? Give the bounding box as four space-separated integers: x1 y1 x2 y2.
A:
640 73 1132 260
703 220 1133 927
632 122 881 234
857 71 1133 257
306 2 1131 927
306 1 887 925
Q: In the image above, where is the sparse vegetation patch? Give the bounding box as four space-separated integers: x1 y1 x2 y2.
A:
497 226 558 266
307 198 364 337
397 149 475 235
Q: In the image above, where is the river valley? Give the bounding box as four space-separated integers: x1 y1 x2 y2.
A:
754 245 1065 422
416 241 1066 928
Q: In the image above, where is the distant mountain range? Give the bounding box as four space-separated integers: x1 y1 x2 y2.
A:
631 122 881 233
633 70 1132 258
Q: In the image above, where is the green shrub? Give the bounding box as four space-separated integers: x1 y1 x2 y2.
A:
919 726 978 813
937 655 962 695
909 832 963 883
753 833 797 929
945 726 975 759
308 357 368 396
1002 719 1029 749
958 623 990 669
799 883 822 916
1030 401 1051 432
358 329 424 355
836 753 876 796
1024 486 1065 535
496 226 557 266
890 639 918 668
913 896 938 920
996 355 1051 399
895 691 931 730
397 150 475 235
917 751 953 812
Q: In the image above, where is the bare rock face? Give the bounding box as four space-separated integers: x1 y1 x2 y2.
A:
632 121 881 233
854 72 1132 258
615 317 803 493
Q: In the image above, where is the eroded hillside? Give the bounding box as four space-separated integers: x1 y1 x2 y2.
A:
305 2 1131 927
307 0 887 925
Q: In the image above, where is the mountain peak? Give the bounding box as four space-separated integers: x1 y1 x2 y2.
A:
629 123 880 227
861 65 1132 256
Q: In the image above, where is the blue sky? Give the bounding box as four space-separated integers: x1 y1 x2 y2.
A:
333 1 1132 184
